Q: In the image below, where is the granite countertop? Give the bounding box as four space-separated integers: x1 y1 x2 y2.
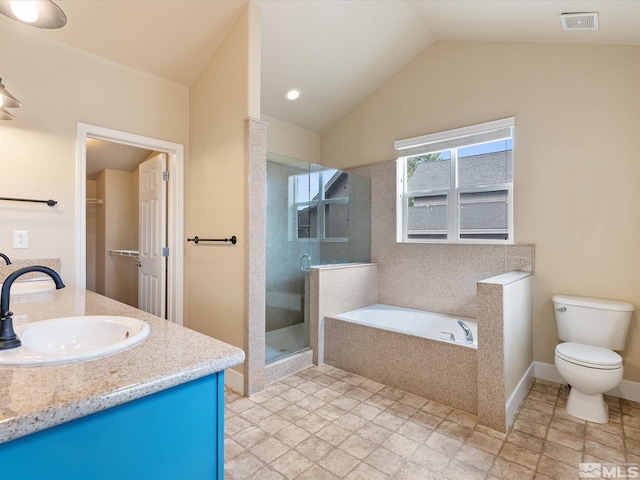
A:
0 286 245 444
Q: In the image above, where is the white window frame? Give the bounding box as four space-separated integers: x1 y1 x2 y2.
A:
395 117 515 244
289 169 349 243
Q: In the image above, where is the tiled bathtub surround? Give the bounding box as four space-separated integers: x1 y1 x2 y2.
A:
225 365 640 480
348 160 534 319
312 264 533 432
309 263 378 365
324 317 478 414
376 243 534 319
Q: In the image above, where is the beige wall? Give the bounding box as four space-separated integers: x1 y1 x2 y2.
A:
93 169 138 307
262 114 321 164
322 41 640 382
187 4 260 372
86 180 98 291
101 169 139 308
0 22 188 285
95 174 106 295
2 5 259 373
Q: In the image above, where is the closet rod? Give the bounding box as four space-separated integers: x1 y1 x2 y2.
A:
0 196 57 207
187 235 237 245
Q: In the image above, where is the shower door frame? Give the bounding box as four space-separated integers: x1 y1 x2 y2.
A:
264 155 317 365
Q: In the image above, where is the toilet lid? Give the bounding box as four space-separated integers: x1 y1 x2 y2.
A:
556 342 622 369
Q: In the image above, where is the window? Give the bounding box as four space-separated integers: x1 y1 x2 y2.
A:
290 168 349 241
395 118 514 243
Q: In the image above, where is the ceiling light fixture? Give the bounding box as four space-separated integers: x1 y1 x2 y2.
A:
0 78 22 121
0 107 15 121
0 0 67 29
285 88 301 101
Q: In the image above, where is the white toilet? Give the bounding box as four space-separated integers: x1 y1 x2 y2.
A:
553 294 634 423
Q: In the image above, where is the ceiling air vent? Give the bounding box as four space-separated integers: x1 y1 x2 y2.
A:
561 12 599 30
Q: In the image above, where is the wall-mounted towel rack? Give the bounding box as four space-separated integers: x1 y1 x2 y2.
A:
0 196 57 207
187 235 237 245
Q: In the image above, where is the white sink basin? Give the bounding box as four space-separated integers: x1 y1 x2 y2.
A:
0 280 56 296
0 316 150 365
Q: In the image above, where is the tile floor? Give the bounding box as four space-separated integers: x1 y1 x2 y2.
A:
224 365 640 479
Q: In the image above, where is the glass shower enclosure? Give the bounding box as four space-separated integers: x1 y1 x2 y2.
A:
265 153 370 363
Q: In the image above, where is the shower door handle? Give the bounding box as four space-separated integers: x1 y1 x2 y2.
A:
300 254 311 272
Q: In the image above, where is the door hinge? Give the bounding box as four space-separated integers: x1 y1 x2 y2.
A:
162 171 170 181
162 247 169 257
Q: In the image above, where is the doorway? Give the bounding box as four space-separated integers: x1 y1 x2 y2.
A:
76 123 184 324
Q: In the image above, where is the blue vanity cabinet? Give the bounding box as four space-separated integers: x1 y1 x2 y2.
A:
0 372 225 480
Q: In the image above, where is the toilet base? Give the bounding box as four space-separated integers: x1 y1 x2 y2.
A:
566 388 609 424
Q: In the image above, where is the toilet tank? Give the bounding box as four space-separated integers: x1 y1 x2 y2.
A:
553 295 634 350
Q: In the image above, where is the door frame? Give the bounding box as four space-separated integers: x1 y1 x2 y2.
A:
76 123 184 325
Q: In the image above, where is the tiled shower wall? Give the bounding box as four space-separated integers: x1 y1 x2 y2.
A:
348 160 534 319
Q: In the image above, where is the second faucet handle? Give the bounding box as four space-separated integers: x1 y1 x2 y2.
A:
441 331 456 341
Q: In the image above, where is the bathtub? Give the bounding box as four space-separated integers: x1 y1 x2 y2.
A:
324 304 479 414
334 304 477 348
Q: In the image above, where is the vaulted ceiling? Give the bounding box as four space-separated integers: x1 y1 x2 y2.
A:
5 0 640 134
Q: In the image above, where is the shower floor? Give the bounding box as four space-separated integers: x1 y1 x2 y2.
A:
265 322 309 363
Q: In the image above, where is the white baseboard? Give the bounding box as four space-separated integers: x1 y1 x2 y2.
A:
534 361 640 403
506 362 535 427
608 379 640 402
534 361 565 384
225 368 245 395
223 359 640 405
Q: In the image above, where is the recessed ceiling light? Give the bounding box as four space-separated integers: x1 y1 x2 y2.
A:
285 88 301 101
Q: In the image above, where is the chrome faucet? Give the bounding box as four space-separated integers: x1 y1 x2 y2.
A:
0 253 11 265
0 266 65 350
457 320 474 344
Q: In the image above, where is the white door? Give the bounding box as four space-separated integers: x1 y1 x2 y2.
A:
139 153 167 317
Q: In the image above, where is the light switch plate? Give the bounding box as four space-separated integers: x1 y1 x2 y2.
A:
13 230 28 249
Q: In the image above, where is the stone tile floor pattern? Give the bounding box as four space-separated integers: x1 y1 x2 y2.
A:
224 365 640 479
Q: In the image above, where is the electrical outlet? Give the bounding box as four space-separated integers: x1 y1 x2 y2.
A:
13 230 28 249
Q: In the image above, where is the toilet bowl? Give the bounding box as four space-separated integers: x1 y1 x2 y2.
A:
553 294 633 423
555 342 623 423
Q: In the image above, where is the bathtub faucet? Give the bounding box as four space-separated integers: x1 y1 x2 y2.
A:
457 320 474 344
